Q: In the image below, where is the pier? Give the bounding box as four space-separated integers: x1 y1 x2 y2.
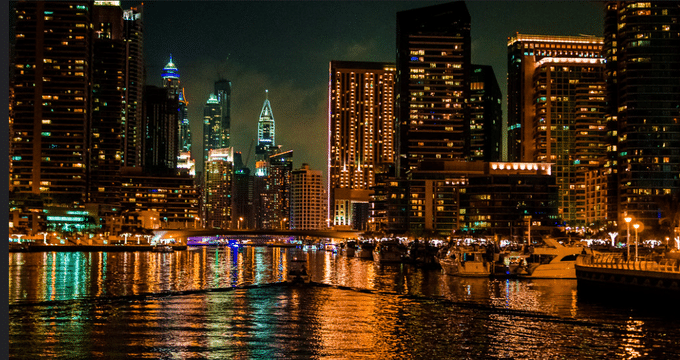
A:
575 253 680 293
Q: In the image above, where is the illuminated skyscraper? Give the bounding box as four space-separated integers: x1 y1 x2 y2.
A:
214 79 232 148
177 88 191 153
604 2 680 231
256 90 276 156
143 85 178 172
263 150 293 230
328 61 396 229
89 1 125 205
203 94 221 174
396 1 471 174
469 65 502 162
162 54 180 98
10 1 92 205
204 148 234 229
122 4 144 168
291 164 327 230
507 34 605 225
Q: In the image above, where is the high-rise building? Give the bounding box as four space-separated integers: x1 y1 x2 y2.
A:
507 34 603 162
469 65 502 162
396 1 471 174
178 88 191 154
604 2 680 232
122 4 144 168
89 1 125 206
143 85 178 172
264 150 293 230
202 94 221 174
204 148 233 229
256 90 276 156
291 164 327 230
507 34 605 225
328 61 396 229
10 1 93 205
161 54 180 98
574 82 607 225
214 79 232 148
120 168 199 230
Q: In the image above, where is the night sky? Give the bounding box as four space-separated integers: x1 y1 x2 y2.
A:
126 1 603 174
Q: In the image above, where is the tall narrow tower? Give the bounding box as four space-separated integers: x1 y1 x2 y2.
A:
122 4 144 168
604 2 680 231
256 90 276 156
214 79 232 148
396 1 471 175
162 54 180 99
328 61 396 229
178 88 191 154
10 1 92 205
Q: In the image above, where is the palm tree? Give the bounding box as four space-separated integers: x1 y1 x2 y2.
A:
656 192 680 246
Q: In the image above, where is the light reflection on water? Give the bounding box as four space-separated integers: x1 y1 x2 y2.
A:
9 246 680 359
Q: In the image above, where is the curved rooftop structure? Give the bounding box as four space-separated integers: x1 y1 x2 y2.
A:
162 54 180 80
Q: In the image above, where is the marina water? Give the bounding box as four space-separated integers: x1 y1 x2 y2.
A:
9 245 680 359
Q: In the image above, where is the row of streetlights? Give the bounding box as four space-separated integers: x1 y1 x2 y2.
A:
624 216 642 262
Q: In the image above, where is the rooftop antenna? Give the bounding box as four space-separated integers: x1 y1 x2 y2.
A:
266 89 268 100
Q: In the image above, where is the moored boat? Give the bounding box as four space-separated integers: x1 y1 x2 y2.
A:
341 240 357 257
355 240 375 259
373 240 407 263
151 244 174 253
288 257 310 283
515 237 589 279
437 245 493 277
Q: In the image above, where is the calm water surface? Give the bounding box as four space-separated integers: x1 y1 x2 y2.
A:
9 246 680 359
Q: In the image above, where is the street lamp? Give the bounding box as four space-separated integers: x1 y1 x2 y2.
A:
38 232 49 245
238 217 244 230
625 216 632 261
633 223 640 262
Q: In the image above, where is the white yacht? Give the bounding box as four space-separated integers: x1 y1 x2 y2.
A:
515 237 590 279
437 245 493 277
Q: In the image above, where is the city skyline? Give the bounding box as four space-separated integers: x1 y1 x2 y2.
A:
116 1 603 174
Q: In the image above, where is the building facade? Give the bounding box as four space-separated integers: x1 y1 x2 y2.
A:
604 2 680 232
215 79 232 148
263 150 293 230
88 1 125 206
328 61 396 229
122 4 144 168
119 168 199 230
256 90 276 157
291 164 327 230
469 65 502 162
10 1 93 205
405 161 559 238
143 85 178 172
204 148 234 229
507 34 605 226
202 94 221 175
396 1 472 174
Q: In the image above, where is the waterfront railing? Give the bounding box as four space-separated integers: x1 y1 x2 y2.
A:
577 253 680 274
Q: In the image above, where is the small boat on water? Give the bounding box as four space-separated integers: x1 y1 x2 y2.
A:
355 241 375 260
515 237 589 279
151 244 174 253
288 257 310 283
341 240 357 257
373 240 407 263
437 245 493 277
